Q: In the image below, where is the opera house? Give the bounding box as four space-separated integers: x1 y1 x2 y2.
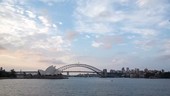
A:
16 65 67 79
38 65 62 76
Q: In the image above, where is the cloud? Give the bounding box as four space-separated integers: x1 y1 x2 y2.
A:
153 54 170 70
73 0 124 34
38 16 51 27
0 49 49 70
30 36 67 51
157 54 170 61
25 10 36 18
40 0 69 6
85 35 90 38
0 46 6 50
159 40 170 55
136 0 169 9
58 22 63 25
134 39 158 50
76 0 110 18
39 59 66 64
92 41 103 48
75 21 112 34
1 7 34 36
74 0 170 41
0 4 51 36
112 57 127 65
0 0 71 52
0 0 72 70
65 32 79 41
74 0 115 34
92 35 124 49
123 27 157 38
164 40 170 50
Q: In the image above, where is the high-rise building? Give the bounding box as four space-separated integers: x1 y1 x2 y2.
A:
144 68 148 73
122 67 125 73
126 67 130 72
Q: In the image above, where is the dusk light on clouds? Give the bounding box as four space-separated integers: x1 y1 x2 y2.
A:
0 0 170 71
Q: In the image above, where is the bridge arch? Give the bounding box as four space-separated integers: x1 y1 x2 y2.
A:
57 64 103 76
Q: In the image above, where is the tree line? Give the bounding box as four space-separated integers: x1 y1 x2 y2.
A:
0 67 16 78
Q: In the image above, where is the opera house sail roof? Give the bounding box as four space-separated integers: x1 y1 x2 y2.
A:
38 65 61 76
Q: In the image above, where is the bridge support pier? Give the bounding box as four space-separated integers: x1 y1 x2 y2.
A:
102 69 107 78
67 71 69 76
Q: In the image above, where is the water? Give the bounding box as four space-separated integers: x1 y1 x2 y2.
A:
0 78 170 96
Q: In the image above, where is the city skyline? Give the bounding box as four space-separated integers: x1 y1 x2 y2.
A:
0 0 170 71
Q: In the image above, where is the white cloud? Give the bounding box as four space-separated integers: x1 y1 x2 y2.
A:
158 20 170 29
0 0 64 50
136 0 168 8
74 0 170 40
39 59 66 64
31 36 70 52
52 24 57 28
38 16 51 27
95 35 100 38
58 22 62 25
40 0 75 6
92 35 124 49
25 10 36 18
76 21 112 33
76 0 109 18
92 41 103 48
0 5 50 38
0 0 73 69
127 35 136 39
0 0 71 55
137 0 151 7
40 0 67 4
134 40 157 50
74 0 115 34
123 27 157 38
112 58 127 65
85 35 90 38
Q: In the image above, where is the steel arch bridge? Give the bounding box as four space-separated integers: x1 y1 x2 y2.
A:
57 64 103 76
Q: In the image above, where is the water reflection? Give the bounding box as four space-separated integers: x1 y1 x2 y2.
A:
0 78 170 96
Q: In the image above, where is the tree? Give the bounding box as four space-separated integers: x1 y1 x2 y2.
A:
10 69 16 78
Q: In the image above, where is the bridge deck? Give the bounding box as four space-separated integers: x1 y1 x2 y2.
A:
16 71 96 74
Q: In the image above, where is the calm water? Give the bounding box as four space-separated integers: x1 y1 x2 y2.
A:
0 78 170 96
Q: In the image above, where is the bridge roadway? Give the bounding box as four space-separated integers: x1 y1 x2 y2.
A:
16 71 95 74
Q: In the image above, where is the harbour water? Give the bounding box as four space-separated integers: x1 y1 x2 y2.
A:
0 78 170 96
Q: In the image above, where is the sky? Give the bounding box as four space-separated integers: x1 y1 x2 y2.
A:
0 0 170 71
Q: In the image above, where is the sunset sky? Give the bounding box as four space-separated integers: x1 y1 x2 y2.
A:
0 0 170 71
